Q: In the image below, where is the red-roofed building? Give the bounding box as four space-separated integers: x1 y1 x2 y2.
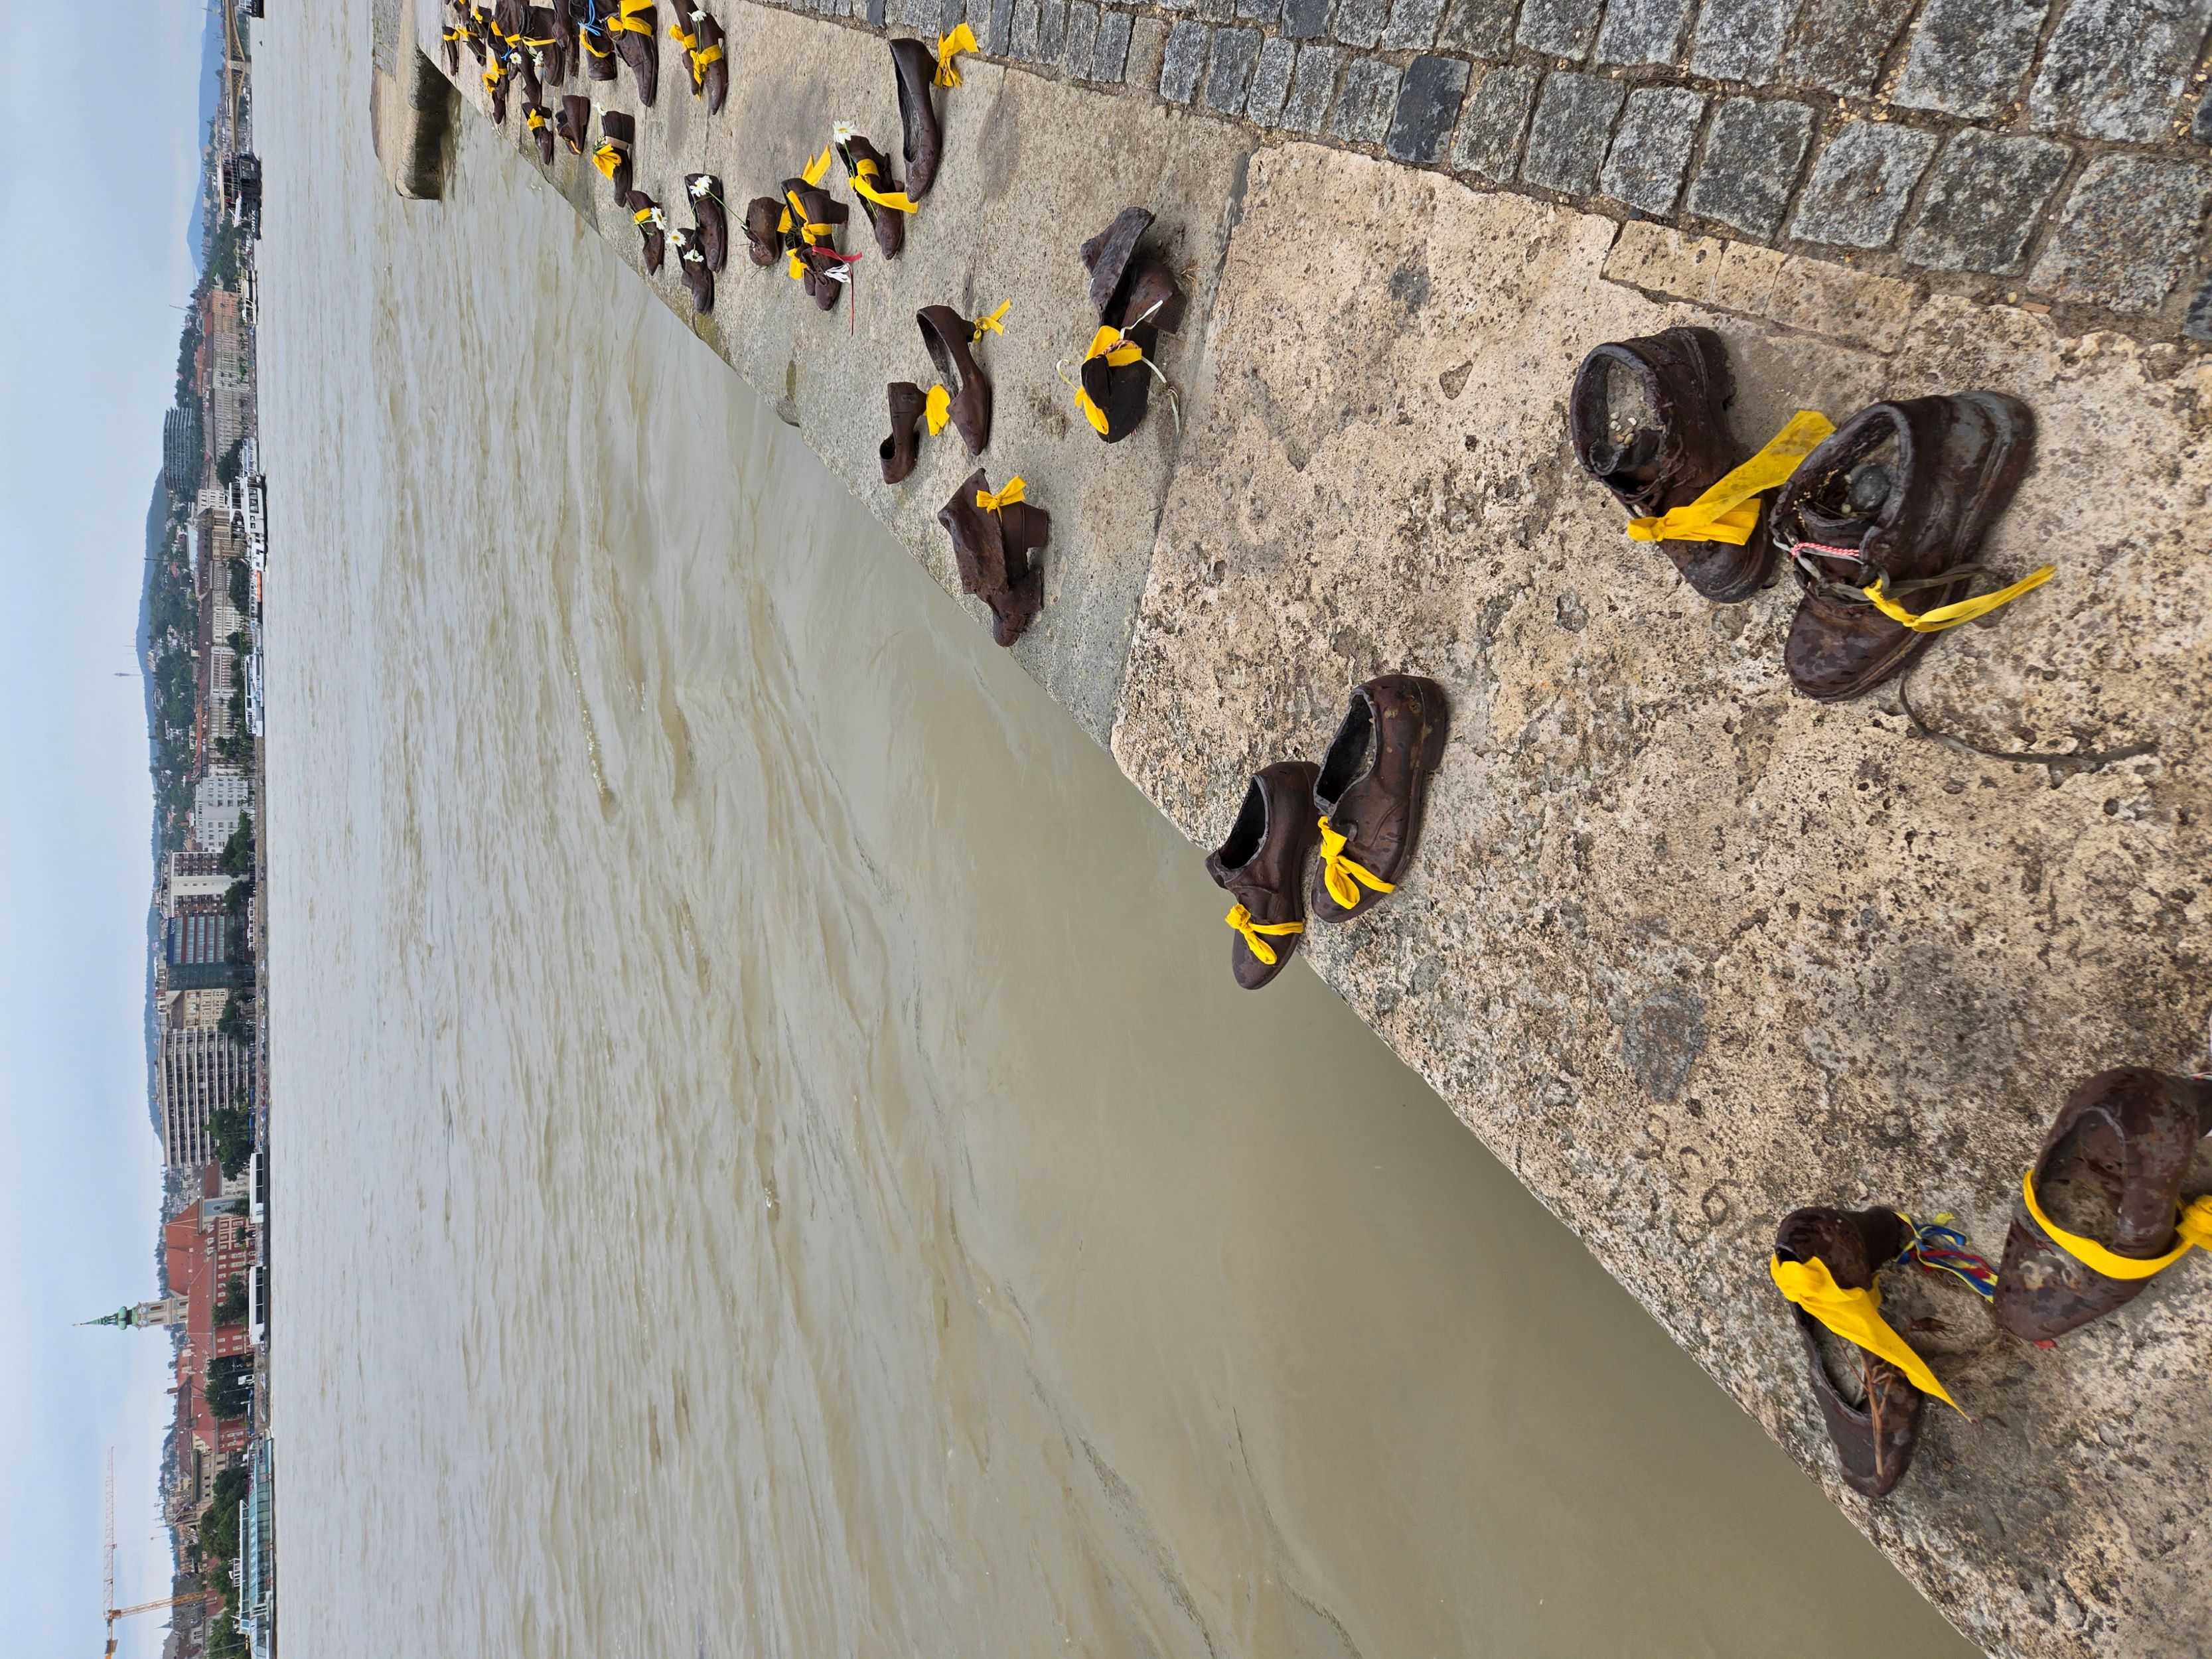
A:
163 1194 256 1462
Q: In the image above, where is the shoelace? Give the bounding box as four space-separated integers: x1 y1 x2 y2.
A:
1315 816 1392 912
1789 540 2054 633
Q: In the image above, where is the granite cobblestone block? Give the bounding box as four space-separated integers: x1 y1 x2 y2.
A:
2028 0 2212 143
1778 0 1914 96
1159 19 1209 100
1382 0 1449 50
1450 62 1538 182
1205 26 1262 111
1899 129 2073 274
1196 0 1237 25
1062 0 1099 76
1282 44 1343 130
1434 0 1516 56
1592 0 1690 68
2196 84 2212 145
1516 0 1603 60
1520 72 1624 196
2030 156 2212 312
1687 0 1792 86
1387 54 1470 162
1037 0 1067 58
1093 8 1134 79
1009 0 1041 60
2186 277 2212 341
1282 0 1336 39
988 0 1017 54
1236 0 1282 21
1331 56 1403 144
1246 35 1298 121
1788 121 1938 249
1891 0 2047 118
1331 0 1391 48
1684 97 1813 238
1598 86 1704 216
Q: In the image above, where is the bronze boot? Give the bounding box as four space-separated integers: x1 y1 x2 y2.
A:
1773 1207 1927 1498
1771 392 2037 703
1570 327 1763 603
937 470 1044 647
742 196 785 267
917 305 991 455
888 37 942 200
611 0 658 102
524 102 556 164
880 382 924 485
594 109 634 198
627 189 666 273
672 226 713 313
842 133 907 260
1206 762 1323 990
556 93 591 155
1995 1069 2212 1342
1309 676 1449 925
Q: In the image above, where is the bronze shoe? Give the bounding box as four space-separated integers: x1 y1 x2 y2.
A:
627 188 666 273
674 5 727 111
1078 208 1186 334
742 196 785 267
579 0 620 80
937 470 1044 647
880 382 924 485
1773 1207 1926 1498
557 93 591 155
1771 392 2037 703
1570 327 1763 603
841 133 907 260
1206 762 1322 990
595 109 634 198
684 175 727 271
917 305 990 455
782 182 849 313
1309 676 1448 925
524 102 556 164
1994 1068 2212 1343
611 0 658 103
888 37 942 200
672 226 713 313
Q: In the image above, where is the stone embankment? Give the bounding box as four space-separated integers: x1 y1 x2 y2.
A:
389 0 2212 1651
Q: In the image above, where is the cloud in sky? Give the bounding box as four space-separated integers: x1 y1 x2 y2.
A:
0 2 220 1654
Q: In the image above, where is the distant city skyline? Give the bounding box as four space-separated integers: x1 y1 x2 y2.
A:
0 4 221 1656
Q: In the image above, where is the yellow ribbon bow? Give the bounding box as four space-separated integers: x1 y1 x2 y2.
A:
526 108 548 129
1315 816 1393 912
1863 565 2055 634
1224 904 1303 968
668 20 696 45
802 143 834 186
936 22 978 85
850 159 918 213
924 385 950 436
974 477 1026 514
972 300 1011 340
609 0 655 31
1625 409 1836 545
593 141 623 181
1084 324 1142 368
1769 1254 1960 1411
690 40 722 76
2022 1169 2212 1281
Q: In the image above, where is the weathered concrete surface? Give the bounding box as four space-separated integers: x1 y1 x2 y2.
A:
371 0 456 198
415 7 2212 1653
1112 142 2212 1659
426 0 1253 740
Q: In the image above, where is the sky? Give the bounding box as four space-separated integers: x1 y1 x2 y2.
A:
0 1 221 1654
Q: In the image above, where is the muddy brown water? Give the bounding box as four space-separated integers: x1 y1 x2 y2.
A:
254 6 1976 1655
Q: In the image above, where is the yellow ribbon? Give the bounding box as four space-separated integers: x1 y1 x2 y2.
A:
2022 1169 2212 1281
1084 324 1142 368
634 203 657 224
593 141 623 180
668 21 696 46
972 300 1011 340
924 385 950 437
802 143 834 187
609 0 654 27
583 32 613 56
483 63 505 86
1315 816 1393 912
1863 565 2055 634
527 108 549 129
776 204 793 234
936 22 978 85
850 161 917 213
690 41 722 72
975 477 1026 514
1074 386 1111 436
1625 409 1836 546
1224 904 1302 968
1769 1256 1960 1411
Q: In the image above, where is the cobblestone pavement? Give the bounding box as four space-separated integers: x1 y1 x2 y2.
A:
778 0 2212 341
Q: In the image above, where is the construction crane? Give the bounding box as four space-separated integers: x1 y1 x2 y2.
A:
102 1449 200 1658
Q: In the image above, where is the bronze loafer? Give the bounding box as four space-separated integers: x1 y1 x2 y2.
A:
1309 675 1448 924
1206 762 1321 990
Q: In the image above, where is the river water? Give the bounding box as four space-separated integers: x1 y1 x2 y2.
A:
254 7 1972 1656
